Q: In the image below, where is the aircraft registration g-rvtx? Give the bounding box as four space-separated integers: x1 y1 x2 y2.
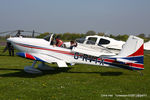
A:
7 35 144 74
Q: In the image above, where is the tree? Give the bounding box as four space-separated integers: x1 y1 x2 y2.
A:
109 34 115 39
97 32 105 36
114 34 129 41
86 30 96 36
148 34 150 39
138 33 145 38
36 32 49 38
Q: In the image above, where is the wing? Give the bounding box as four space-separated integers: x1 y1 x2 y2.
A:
16 52 68 67
72 44 116 57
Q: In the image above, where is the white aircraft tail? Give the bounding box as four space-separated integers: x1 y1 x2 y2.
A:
118 35 143 57
113 35 144 70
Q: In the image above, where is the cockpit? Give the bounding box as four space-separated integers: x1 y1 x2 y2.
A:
76 36 111 46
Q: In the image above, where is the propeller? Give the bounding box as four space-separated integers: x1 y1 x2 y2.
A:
23 30 41 37
0 30 42 56
0 30 42 37
15 30 24 37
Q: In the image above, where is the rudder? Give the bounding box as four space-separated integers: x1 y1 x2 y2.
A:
118 35 143 57
116 35 144 70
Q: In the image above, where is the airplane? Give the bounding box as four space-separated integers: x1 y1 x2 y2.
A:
64 35 149 54
144 41 150 50
64 35 125 54
7 34 144 74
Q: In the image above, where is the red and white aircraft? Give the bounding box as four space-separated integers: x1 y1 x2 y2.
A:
7 35 144 74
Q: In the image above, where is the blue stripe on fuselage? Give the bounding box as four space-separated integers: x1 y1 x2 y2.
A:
108 56 143 64
104 62 143 70
123 56 143 64
16 52 45 62
34 56 45 62
16 52 25 58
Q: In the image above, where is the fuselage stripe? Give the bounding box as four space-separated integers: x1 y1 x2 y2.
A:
16 43 74 55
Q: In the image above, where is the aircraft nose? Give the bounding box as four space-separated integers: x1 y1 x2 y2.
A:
7 37 13 42
7 37 22 44
7 37 17 44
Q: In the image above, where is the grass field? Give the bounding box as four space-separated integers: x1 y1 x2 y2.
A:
0 47 150 100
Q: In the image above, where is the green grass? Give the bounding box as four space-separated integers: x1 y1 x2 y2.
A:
0 47 150 100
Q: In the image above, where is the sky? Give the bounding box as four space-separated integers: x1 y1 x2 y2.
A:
0 0 150 35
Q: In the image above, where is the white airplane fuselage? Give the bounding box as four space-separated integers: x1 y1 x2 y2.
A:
7 37 110 67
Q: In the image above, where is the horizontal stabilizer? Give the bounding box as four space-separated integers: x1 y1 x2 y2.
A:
116 58 136 63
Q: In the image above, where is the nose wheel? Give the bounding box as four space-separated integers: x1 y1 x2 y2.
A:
24 61 42 74
24 61 54 74
38 62 54 70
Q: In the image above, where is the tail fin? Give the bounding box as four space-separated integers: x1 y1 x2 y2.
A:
116 35 144 70
118 35 143 57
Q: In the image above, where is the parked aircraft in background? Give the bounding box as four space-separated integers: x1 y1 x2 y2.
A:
144 41 150 50
64 35 125 54
64 35 149 54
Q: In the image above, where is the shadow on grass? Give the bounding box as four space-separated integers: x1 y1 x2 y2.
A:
0 67 72 78
0 67 123 78
0 54 16 57
0 54 10 56
67 71 123 76
0 68 23 71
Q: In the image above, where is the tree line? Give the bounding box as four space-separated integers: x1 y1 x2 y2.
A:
0 30 150 42
36 30 150 42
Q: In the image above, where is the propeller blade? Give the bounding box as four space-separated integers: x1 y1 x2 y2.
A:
0 30 41 37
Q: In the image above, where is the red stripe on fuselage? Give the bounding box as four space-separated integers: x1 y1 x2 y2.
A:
126 63 144 68
16 43 74 56
104 58 144 69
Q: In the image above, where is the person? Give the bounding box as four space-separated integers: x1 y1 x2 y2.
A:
3 42 14 56
70 40 77 49
55 36 63 47
9 43 14 56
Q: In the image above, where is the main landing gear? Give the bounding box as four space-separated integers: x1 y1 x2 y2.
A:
24 61 54 74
